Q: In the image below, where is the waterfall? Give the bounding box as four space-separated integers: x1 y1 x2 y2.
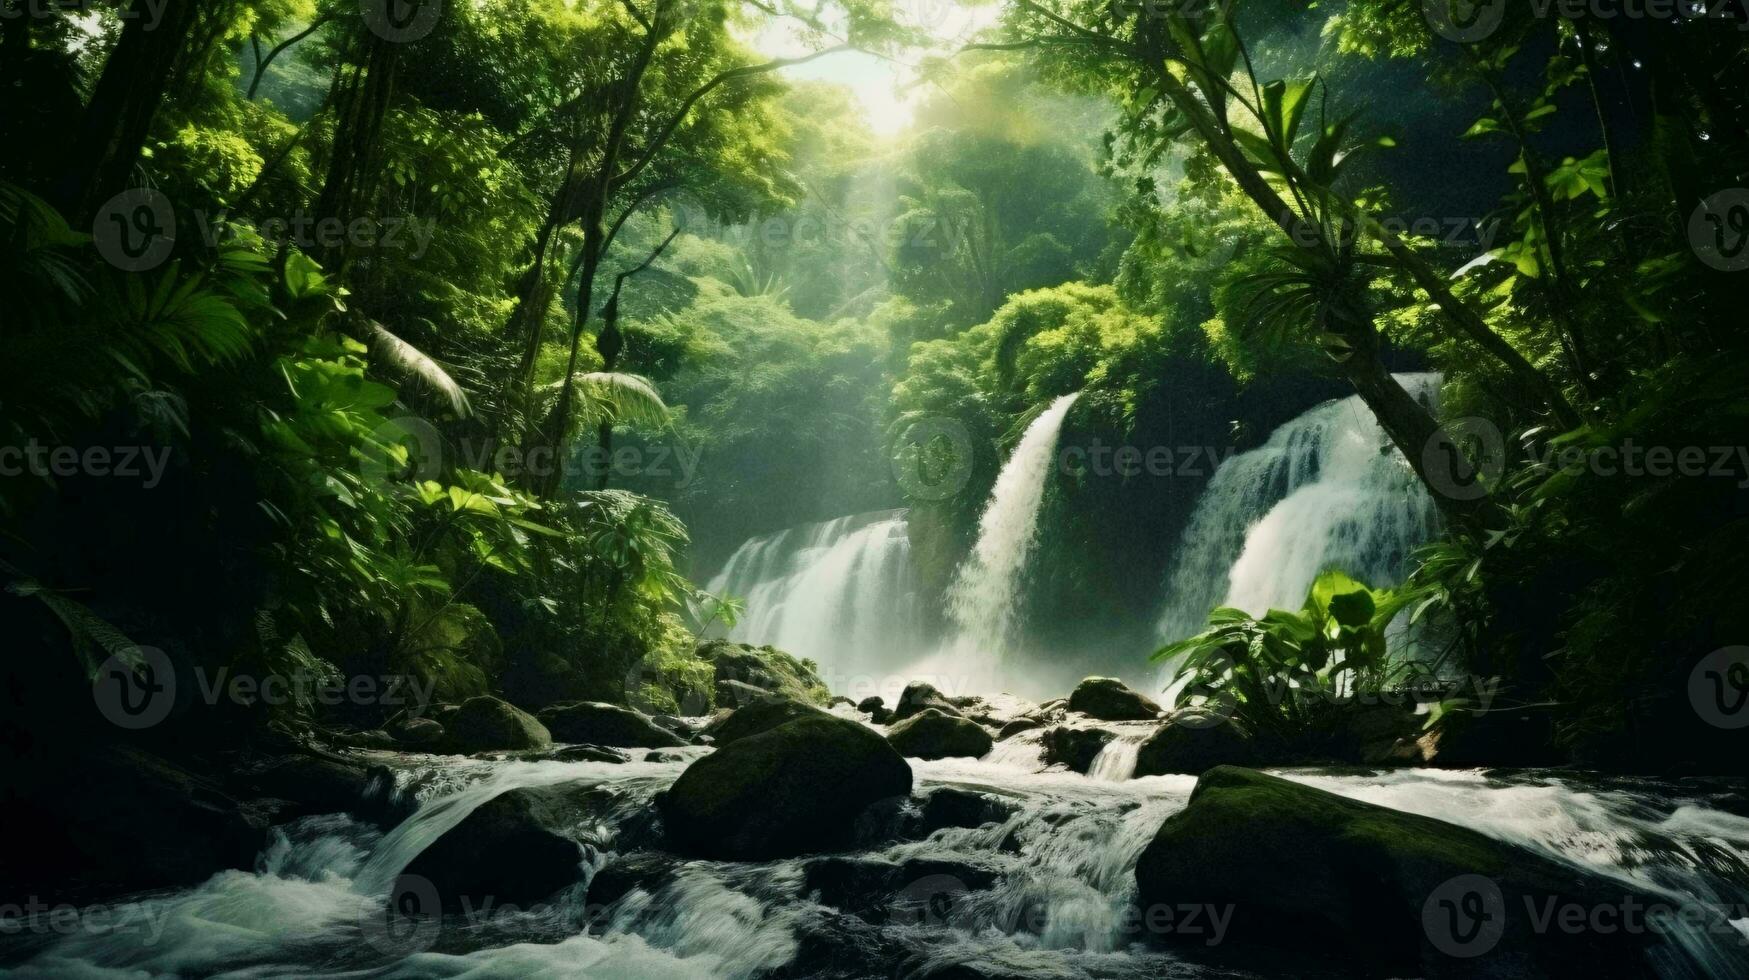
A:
705 510 922 681
1156 374 1442 642
943 392 1080 669
1086 733 1147 782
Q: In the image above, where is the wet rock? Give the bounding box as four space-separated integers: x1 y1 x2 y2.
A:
1131 708 1253 776
696 696 834 746
536 701 686 748
584 851 681 914
697 638 831 705
803 855 998 923
771 911 907 979
659 715 912 860
997 717 1042 740
644 749 687 763
548 744 628 763
857 696 885 713
887 708 994 760
893 681 965 722
240 753 413 828
1326 701 1422 765
334 728 396 750
1134 766 1664 977
1041 725 1115 774
389 715 444 747
715 677 778 710
919 786 1018 833
402 783 599 910
443 696 552 753
1067 676 1162 722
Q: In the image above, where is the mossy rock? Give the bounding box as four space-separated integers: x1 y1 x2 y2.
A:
536 701 686 748
659 715 912 860
1041 725 1115 773
892 681 964 722
1134 767 1666 977
1131 709 1253 776
886 708 994 760
697 639 831 706
1067 676 1161 721
697 696 835 746
443 696 551 753
401 784 595 910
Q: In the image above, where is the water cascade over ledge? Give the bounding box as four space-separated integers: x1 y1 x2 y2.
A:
1155 373 1443 644
936 392 1081 689
705 510 923 681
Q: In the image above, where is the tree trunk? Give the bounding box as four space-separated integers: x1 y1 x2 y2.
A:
57 0 208 222
312 29 399 274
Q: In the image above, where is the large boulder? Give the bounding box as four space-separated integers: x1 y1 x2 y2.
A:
1041 725 1115 774
892 681 964 722
659 715 912 860
1131 708 1254 777
401 784 597 910
389 715 445 747
885 708 993 760
1067 677 1162 721
1134 767 1665 977
537 701 686 748
443 696 552 753
697 696 834 746
238 753 412 828
697 639 830 706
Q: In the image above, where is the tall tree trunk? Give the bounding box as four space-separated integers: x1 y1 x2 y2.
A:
312 29 399 275
57 0 209 222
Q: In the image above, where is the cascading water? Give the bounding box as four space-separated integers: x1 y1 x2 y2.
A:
13 752 1749 978
1155 373 1442 643
937 393 1080 686
705 510 923 681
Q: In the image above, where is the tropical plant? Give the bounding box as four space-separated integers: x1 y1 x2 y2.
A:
1154 570 1420 740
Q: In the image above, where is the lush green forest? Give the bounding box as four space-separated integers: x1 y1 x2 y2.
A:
3 1 1749 975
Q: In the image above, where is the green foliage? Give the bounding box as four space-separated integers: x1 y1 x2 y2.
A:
1155 571 1416 740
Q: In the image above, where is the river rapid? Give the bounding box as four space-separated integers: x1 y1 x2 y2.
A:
7 729 1749 979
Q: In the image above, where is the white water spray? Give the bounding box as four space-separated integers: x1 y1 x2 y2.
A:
942 393 1080 673
1156 375 1441 642
706 510 922 679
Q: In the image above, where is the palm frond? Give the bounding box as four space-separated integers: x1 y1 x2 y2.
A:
546 371 670 430
367 321 472 418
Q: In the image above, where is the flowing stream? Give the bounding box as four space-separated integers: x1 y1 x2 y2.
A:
9 748 1748 978
1155 373 1443 643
